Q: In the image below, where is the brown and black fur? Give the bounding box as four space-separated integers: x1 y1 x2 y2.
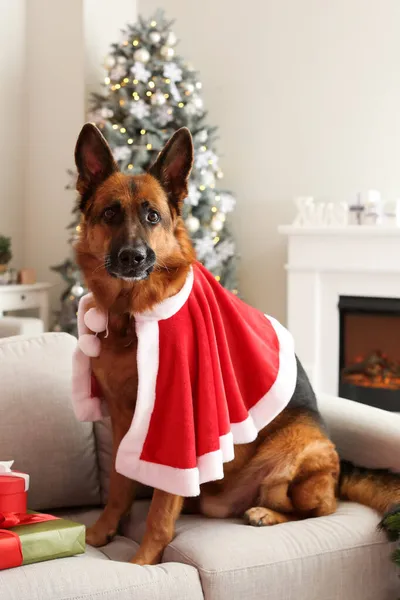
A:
74 123 400 565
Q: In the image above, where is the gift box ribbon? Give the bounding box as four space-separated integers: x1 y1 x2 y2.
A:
0 461 29 491
0 511 59 569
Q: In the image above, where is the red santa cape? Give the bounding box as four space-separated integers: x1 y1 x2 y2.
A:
72 262 297 497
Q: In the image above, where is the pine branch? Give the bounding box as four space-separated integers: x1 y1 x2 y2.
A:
379 506 400 542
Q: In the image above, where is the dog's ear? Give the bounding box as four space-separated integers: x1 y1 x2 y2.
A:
149 127 193 212
75 123 118 208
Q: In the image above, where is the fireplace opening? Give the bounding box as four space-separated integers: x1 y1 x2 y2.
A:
338 295 400 412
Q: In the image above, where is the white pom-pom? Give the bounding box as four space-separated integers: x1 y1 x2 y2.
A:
84 308 107 333
79 334 101 358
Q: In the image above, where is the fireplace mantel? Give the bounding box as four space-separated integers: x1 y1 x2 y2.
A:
278 225 400 396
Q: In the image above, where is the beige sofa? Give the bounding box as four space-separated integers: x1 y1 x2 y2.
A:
0 332 399 600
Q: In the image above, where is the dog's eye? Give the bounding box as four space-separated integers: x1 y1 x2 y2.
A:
147 210 160 224
103 208 116 221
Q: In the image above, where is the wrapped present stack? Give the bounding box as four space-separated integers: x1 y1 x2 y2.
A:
0 461 85 570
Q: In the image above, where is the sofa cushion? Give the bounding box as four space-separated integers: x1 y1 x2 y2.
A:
0 333 101 510
318 393 400 473
124 501 398 600
0 534 203 600
0 317 44 338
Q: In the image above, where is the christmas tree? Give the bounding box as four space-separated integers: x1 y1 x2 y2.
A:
53 9 238 334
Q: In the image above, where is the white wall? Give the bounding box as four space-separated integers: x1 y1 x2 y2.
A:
139 0 400 323
25 0 85 307
0 0 26 268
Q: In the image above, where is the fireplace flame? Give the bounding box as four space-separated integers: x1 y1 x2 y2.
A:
342 351 400 390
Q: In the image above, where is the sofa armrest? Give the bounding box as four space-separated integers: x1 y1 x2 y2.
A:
318 393 400 473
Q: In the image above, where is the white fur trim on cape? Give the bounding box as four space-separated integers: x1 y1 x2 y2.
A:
134 267 194 322
72 293 104 422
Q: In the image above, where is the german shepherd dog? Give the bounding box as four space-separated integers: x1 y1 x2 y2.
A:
74 123 400 566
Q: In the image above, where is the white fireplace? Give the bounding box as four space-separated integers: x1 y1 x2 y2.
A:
278 225 400 398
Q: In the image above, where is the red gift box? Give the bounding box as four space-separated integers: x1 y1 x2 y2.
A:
0 467 64 570
0 476 27 514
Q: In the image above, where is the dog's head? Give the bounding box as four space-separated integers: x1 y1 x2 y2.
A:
74 124 194 286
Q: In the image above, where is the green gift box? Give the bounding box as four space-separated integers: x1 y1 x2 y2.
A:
1 514 85 570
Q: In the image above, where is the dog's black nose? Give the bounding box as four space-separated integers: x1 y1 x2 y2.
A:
118 247 146 268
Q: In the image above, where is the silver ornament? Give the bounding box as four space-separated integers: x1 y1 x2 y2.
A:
117 56 127 64
133 47 150 63
166 31 177 46
151 91 166 106
104 55 116 69
100 107 114 118
185 215 200 233
211 214 224 232
71 283 85 298
149 31 161 44
160 45 175 60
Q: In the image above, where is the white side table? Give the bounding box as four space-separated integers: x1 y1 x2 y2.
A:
0 283 52 331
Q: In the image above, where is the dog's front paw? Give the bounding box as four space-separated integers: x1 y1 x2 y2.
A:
244 507 289 527
86 522 117 547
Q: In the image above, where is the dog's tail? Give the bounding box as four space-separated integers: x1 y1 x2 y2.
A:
339 460 400 514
